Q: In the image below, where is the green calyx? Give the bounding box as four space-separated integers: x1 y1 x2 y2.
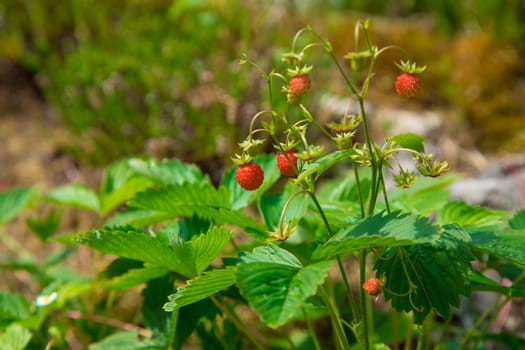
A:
395 60 426 74
287 65 313 77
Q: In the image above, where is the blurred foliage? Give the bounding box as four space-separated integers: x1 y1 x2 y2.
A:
0 0 524 164
0 0 279 165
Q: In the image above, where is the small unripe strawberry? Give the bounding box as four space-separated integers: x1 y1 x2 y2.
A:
277 150 298 177
363 277 383 297
289 75 311 97
395 72 421 97
235 162 264 191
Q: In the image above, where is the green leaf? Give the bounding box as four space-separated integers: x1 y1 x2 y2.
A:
128 158 208 186
101 177 153 216
62 226 196 277
296 149 355 182
258 184 308 230
470 228 525 268
240 244 302 267
388 133 425 153
375 225 474 323
99 158 154 215
313 211 439 260
470 270 525 296
0 292 31 324
437 201 507 228
171 226 233 276
64 226 231 278
102 265 170 290
88 331 162 350
45 183 100 212
0 187 39 224
237 244 332 328
164 266 237 312
26 209 61 241
509 209 525 229
106 209 173 228
221 154 281 210
129 183 266 238
142 275 175 335
0 324 32 350
389 175 456 216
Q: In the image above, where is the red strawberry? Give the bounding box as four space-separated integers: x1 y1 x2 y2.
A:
395 72 421 97
289 75 311 97
277 150 298 177
363 277 383 297
235 162 264 191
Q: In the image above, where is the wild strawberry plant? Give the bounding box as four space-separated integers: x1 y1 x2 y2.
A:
2 20 525 349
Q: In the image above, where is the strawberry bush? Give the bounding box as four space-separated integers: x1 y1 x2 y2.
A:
2 21 525 349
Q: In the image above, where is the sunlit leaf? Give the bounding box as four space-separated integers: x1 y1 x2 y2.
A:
296 149 355 182
389 175 456 216
388 133 425 153
313 211 439 260
128 158 208 186
59 226 195 277
437 201 507 228
60 226 231 278
45 183 100 212
0 324 32 350
129 183 266 238
470 228 525 268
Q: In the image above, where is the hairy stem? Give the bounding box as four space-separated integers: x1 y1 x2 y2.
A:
359 249 370 350
308 191 360 322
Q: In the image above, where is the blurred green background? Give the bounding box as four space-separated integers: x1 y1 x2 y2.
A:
1 0 524 170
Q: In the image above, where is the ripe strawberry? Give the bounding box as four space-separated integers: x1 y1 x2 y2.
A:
235 162 264 191
277 150 298 177
394 60 426 98
363 277 383 297
395 72 421 97
289 75 311 97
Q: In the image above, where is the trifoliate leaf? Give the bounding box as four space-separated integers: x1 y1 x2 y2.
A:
375 224 474 323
